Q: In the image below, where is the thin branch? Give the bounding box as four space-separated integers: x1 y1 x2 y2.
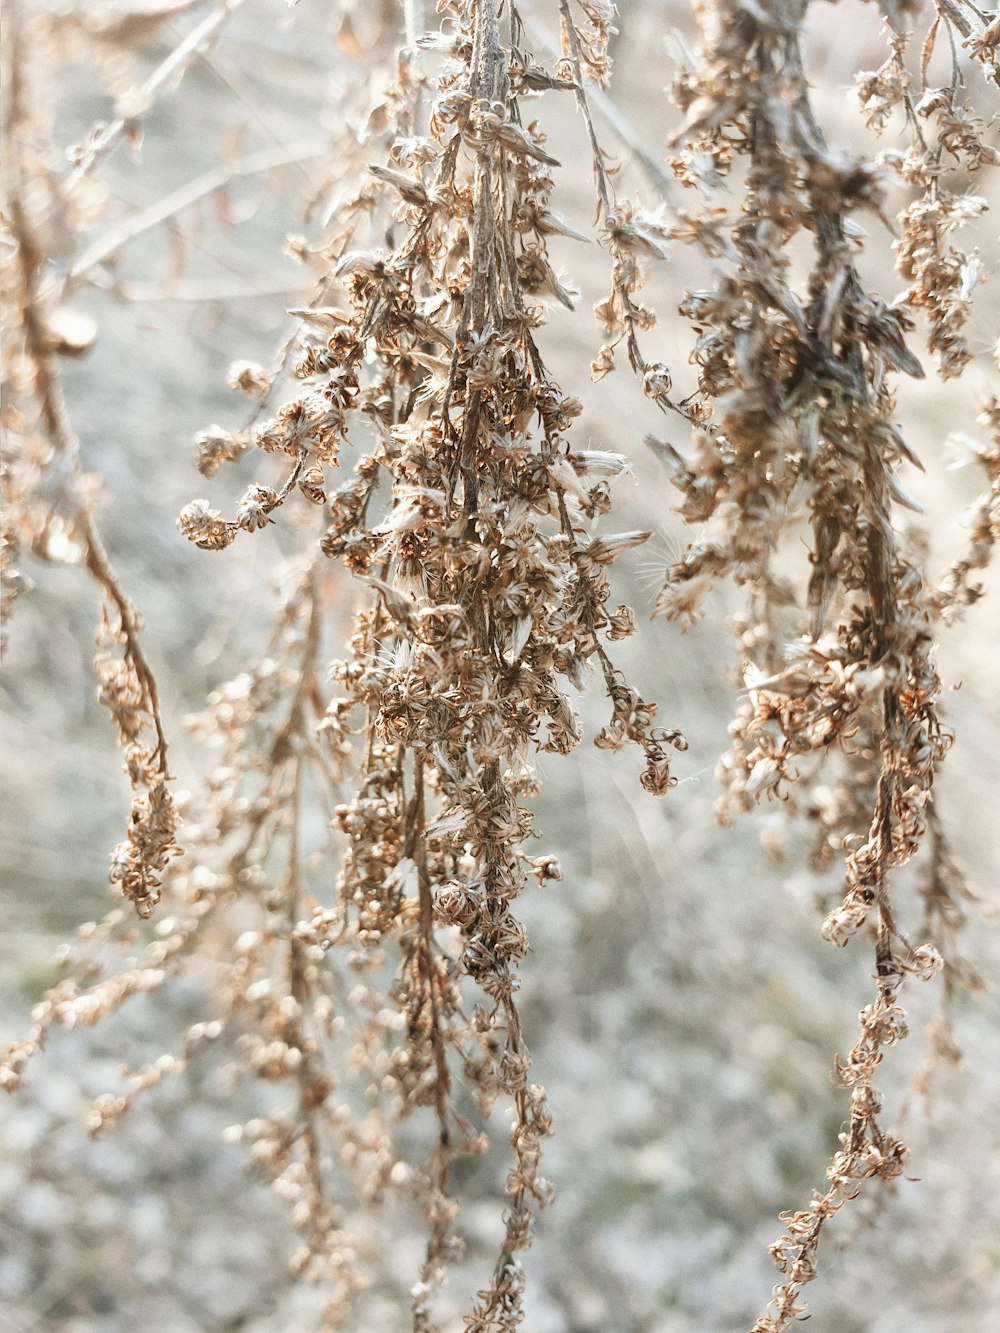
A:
70 138 330 282
403 0 424 48
520 8 678 206
64 0 250 194
106 276 315 303
5 0 173 777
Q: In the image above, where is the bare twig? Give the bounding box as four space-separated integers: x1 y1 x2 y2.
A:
70 137 330 282
65 0 250 193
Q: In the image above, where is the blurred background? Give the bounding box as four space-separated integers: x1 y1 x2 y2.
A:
2 2 999 1330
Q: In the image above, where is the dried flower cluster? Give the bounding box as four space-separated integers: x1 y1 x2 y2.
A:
3 1 998 1329
2 2 181 925
656 1 998 1326
174 4 686 1322
7 1 682 1326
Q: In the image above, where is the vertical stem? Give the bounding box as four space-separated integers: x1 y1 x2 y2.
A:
403 0 423 48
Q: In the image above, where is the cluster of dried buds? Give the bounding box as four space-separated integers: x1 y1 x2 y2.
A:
2 3 180 922
858 4 998 379
656 2 998 1327
170 1 681 1325
5 1 998 1327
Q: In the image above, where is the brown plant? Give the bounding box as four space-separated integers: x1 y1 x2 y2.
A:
2 1 998 1329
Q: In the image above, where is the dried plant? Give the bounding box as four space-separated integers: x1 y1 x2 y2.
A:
656 1 998 1325
2 1 998 1329
2 1 184 925
7 1 680 1325
173 4 685 1321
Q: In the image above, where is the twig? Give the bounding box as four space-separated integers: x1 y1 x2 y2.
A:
6 0 172 776
64 0 249 194
519 8 678 206
404 0 424 49
70 138 330 282
107 276 315 303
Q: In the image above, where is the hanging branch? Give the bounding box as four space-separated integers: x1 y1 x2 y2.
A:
174 0 681 1323
64 0 250 192
655 2 998 1325
3 0 179 920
